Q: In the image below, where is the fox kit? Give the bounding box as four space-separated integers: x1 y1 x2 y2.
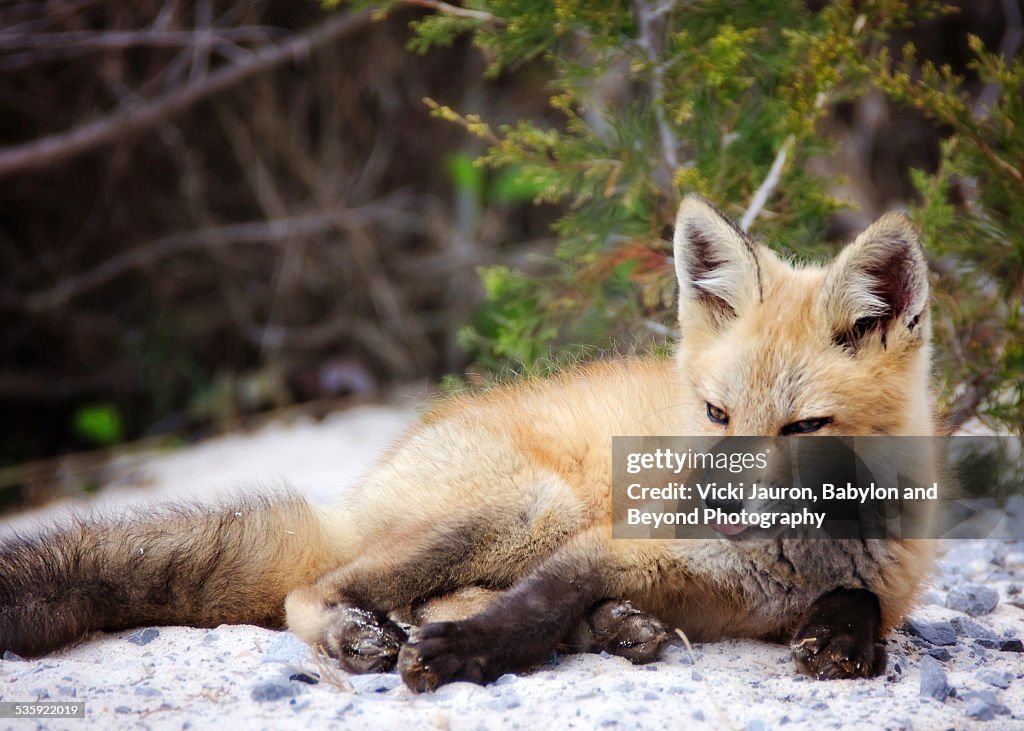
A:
0 196 936 691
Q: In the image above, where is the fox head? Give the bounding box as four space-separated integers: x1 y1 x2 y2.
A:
672 195 933 438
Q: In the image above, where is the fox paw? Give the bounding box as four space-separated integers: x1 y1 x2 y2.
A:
397 621 491 692
322 604 407 674
790 623 886 679
581 599 670 664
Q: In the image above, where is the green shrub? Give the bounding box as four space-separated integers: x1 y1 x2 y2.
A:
339 0 1021 433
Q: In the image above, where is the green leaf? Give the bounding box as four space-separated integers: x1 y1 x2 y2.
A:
446 152 485 198
73 403 124 446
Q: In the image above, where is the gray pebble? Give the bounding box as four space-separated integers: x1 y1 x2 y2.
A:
905 619 957 646
250 681 302 702
487 694 522 711
349 674 403 694
133 685 161 697
962 690 1010 720
951 617 997 639
926 648 951 662
918 656 952 701
947 585 999 617
494 674 518 685
260 632 311 664
2 651 25 662
978 670 1013 689
126 628 159 646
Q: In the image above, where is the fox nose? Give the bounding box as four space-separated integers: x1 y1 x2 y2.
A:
704 495 744 514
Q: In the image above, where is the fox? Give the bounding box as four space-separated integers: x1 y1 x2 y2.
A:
0 195 937 692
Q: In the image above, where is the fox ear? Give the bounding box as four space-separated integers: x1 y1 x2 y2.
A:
820 212 929 352
673 195 762 330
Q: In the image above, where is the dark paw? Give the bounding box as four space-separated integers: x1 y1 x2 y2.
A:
584 599 670 664
791 623 886 679
397 621 491 693
322 604 407 674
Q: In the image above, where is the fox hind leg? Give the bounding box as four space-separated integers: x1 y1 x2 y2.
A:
562 598 670 664
415 588 671 664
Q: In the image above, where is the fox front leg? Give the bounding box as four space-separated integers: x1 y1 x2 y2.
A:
790 587 887 679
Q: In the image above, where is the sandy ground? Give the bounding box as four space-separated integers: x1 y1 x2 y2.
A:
0 403 1022 731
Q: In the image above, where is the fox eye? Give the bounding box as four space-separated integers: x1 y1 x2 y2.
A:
706 403 729 425
780 417 833 435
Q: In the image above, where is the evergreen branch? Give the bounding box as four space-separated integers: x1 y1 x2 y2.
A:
740 135 794 232
973 137 1024 188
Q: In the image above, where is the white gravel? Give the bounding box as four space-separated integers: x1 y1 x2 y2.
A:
1 403 1021 730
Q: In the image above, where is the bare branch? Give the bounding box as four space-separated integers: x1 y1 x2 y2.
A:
11 200 419 313
0 9 372 179
399 0 506 25
633 0 679 179
0 27 282 51
741 134 794 232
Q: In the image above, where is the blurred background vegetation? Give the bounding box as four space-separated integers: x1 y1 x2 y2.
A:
0 0 1021 505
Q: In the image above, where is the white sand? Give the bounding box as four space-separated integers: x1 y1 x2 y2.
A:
1 402 1021 730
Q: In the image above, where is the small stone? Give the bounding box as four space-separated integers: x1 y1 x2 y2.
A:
250 681 302 702
962 690 1010 721
126 628 159 646
998 639 1023 652
133 685 161 697
115 706 132 714
494 674 518 685
978 670 1012 689
261 632 311 664
692 711 705 722
951 617 996 639
288 672 319 685
349 674 402 694
947 585 999 617
905 619 956 646
975 638 1024 652
918 656 952 701
488 694 522 711
2 651 25 662
926 648 951 662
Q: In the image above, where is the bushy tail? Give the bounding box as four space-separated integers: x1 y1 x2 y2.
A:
0 492 335 657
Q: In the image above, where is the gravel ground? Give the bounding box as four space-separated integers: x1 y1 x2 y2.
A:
1 404 1021 730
